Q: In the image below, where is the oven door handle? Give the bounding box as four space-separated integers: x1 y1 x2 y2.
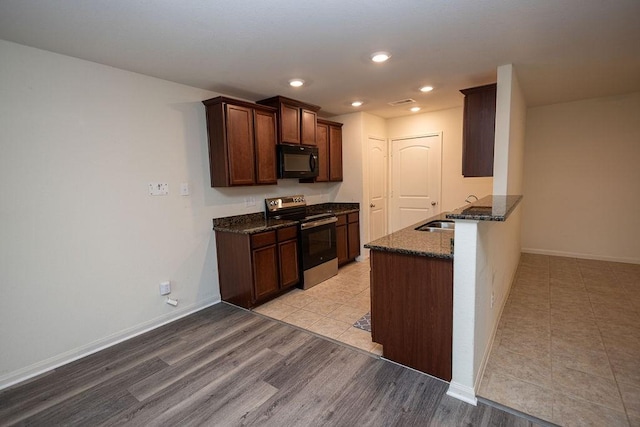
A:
300 216 338 230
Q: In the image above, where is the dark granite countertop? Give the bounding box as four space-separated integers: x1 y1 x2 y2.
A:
446 195 523 221
307 202 360 216
212 202 360 234
364 213 454 259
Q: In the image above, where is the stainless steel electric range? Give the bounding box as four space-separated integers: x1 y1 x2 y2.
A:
265 195 338 289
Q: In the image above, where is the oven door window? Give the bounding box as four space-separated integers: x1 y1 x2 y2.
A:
301 223 337 270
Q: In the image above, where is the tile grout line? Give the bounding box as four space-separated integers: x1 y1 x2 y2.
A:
592 264 634 426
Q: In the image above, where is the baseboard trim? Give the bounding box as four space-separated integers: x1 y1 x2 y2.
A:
447 381 478 406
0 296 221 391
521 248 639 265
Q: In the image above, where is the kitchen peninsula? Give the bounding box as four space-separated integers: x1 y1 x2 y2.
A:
365 195 523 382
365 213 455 381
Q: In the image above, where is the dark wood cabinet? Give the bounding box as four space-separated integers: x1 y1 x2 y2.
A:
254 108 278 185
215 226 299 309
202 96 277 187
336 215 348 265
460 83 497 177
370 250 453 381
301 109 317 145
252 239 279 301
257 96 320 146
336 212 359 266
347 212 360 260
329 123 343 181
314 119 343 183
315 121 330 182
277 226 299 288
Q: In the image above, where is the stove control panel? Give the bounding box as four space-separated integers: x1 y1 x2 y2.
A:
265 195 306 213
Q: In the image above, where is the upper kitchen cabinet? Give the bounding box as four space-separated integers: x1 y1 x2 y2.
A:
460 83 497 177
202 96 278 187
305 118 343 183
257 96 321 146
328 121 343 181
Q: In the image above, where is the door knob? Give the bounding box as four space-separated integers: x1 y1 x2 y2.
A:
370 203 376 208
431 201 437 206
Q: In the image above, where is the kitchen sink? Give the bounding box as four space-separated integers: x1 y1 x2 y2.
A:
415 220 455 232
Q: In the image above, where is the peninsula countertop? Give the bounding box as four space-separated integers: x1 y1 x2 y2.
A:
446 195 523 221
364 213 454 259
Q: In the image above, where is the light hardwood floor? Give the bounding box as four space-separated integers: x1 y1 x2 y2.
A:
0 302 543 426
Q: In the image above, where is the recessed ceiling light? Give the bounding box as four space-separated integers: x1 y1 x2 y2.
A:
420 86 434 92
351 101 363 107
289 79 304 87
410 107 421 112
371 52 391 63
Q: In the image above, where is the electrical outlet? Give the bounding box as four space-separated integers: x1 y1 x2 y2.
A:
160 281 171 295
149 183 169 196
180 183 189 196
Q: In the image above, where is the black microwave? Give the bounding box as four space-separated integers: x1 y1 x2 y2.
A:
278 144 319 179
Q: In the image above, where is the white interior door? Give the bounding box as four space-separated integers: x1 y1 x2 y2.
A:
368 137 388 242
390 134 442 232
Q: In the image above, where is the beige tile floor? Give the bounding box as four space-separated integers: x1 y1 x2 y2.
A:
479 254 640 426
253 261 382 355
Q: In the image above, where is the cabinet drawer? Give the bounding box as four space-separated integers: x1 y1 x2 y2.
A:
347 212 359 223
251 231 276 249
277 226 298 242
336 214 347 226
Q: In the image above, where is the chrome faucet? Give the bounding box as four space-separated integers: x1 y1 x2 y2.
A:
465 194 478 203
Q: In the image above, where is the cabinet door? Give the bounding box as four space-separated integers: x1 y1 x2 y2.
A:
252 244 279 302
278 239 299 288
301 109 317 145
315 122 329 182
347 219 360 260
336 219 348 266
225 104 256 185
461 83 496 177
254 109 278 185
329 125 343 181
280 103 300 144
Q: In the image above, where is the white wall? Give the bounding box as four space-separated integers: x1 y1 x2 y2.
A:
493 64 526 195
0 40 336 387
448 64 526 404
387 107 493 211
448 205 522 404
522 91 640 264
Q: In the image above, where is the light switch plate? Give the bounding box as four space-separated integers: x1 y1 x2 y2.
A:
160 281 171 295
149 183 169 196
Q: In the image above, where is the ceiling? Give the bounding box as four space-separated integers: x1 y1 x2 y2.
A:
1 0 639 118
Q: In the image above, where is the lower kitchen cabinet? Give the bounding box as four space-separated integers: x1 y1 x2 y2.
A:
336 211 360 266
215 226 299 309
370 250 453 381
